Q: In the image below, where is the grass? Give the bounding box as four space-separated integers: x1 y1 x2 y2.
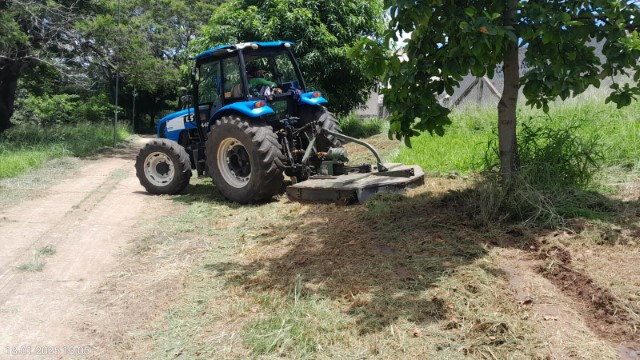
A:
17 245 57 272
0 157 82 209
135 181 581 359
47 95 638 358
0 122 130 178
17 259 45 272
243 287 347 356
394 94 640 176
391 95 640 225
339 114 385 138
37 245 57 256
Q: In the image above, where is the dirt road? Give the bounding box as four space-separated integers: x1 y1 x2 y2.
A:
0 138 163 359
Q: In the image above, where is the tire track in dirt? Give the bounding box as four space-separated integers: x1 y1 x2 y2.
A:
499 249 619 359
539 245 640 359
0 139 168 358
500 246 640 360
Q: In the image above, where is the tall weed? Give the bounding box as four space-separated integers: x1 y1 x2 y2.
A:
476 123 610 225
484 123 603 189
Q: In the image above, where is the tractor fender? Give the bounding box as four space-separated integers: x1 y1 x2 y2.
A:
299 91 328 106
208 101 275 129
157 108 197 142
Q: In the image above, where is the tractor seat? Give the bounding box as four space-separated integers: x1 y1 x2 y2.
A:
225 84 243 99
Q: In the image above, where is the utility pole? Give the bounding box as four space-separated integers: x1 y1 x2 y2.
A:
113 0 121 147
132 88 137 133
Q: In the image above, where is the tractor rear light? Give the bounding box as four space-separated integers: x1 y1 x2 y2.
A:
254 101 266 108
312 92 321 98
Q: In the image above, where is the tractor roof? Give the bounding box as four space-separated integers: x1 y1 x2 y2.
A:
193 41 294 60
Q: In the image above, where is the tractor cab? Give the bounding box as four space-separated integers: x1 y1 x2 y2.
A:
192 41 324 131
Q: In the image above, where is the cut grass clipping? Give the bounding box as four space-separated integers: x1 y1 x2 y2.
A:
146 187 559 359
0 122 130 178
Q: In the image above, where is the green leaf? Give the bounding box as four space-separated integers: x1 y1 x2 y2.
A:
444 82 454 96
404 135 412 148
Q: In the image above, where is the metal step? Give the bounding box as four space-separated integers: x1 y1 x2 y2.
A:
286 163 425 204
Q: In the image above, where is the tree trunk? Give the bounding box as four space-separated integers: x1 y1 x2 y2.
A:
149 113 155 129
497 0 520 176
0 64 22 133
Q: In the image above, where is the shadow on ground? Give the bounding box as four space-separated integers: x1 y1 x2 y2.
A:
175 174 640 341
200 186 544 333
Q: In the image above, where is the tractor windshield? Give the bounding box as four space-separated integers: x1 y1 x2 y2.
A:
243 50 303 94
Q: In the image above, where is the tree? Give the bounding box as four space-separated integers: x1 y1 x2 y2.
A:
195 0 384 116
80 0 217 129
0 0 95 132
356 1 640 175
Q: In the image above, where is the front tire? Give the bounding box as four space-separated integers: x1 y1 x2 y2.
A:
135 139 192 195
206 115 285 203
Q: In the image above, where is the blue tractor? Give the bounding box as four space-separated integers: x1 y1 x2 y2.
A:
135 41 423 203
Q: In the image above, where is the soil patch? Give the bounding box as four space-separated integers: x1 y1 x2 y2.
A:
537 241 640 358
499 249 618 359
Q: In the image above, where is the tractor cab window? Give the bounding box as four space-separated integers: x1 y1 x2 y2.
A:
222 57 243 99
197 61 221 122
244 52 302 94
198 61 221 105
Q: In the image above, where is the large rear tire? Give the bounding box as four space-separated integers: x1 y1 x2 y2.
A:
206 115 285 203
135 138 192 195
301 107 343 152
317 108 343 151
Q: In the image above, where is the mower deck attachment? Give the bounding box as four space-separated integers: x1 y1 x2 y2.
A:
286 163 424 204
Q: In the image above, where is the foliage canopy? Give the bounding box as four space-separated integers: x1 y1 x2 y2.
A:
195 0 384 115
355 0 639 172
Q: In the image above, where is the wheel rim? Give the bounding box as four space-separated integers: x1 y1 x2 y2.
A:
217 137 251 188
144 152 175 187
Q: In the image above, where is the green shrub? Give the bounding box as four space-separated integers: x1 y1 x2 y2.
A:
339 115 384 138
484 123 603 190
13 93 113 126
472 123 610 225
